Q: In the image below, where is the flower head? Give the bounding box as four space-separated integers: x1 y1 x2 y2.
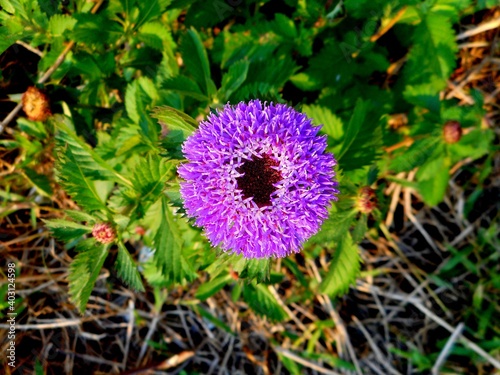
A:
178 100 338 258
22 86 51 122
92 223 116 244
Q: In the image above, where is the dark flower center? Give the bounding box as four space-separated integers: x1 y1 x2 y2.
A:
236 154 282 207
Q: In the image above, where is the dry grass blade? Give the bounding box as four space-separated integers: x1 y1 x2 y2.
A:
431 322 465 375
273 347 342 375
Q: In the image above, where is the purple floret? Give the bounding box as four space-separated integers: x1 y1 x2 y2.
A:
177 100 338 258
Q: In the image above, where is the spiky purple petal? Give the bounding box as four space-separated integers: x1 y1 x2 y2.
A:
178 100 338 258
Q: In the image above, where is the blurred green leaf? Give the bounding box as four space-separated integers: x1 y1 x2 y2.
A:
302 105 344 144
151 106 198 138
69 239 109 313
195 274 232 300
153 197 184 284
55 118 131 185
56 145 108 212
243 282 289 322
417 156 450 206
72 13 121 46
403 12 457 103
319 233 361 296
206 253 271 283
116 242 145 292
48 14 77 37
24 168 53 197
163 75 208 101
390 137 441 173
44 219 92 242
219 59 249 101
273 13 298 39
180 27 216 97
311 210 357 244
131 153 174 202
449 128 494 162
337 99 382 171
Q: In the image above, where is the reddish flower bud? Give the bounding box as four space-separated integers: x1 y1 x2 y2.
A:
22 86 51 122
92 223 116 244
135 226 146 236
443 121 462 144
229 269 239 281
356 187 377 214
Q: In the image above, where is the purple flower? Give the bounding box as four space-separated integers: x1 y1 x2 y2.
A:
178 100 338 258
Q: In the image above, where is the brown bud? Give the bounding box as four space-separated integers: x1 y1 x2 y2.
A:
443 121 462 144
229 269 239 281
92 223 116 244
22 86 51 122
388 113 408 130
356 187 377 214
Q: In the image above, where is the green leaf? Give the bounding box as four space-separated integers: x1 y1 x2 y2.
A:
125 78 159 125
272 13 298 39
242 283 289 322
302 105 344 143
16 118 47 139
64 210 96 223
153 197 183 284
0 0 48 28
116 242 145 291
136 0 172 30
245 56 298 90
403 82 441 113
205 253 271 283
319 233 361 297
55 118 131 186
231 81 274 102
235 257 271 282
72 13 121 46
24 168 53 197
138 21 174 50
449 128 494 162
390 137 441 173
0 26 19 55
290 72 322 91
277 352 303 375
48 14 77 37
417 156 449 206
151 106 197 138
180 27 216 97
44 219 92 242
310 210 357 244
0 0 15 14
132 153 174 201
195 274 233 300
56 145 108 212
352 214 368 243
404 13 457 95
337 99 382 171
163 75 208 101
338 99 368 153
69 239 109 313
219 59 249 101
